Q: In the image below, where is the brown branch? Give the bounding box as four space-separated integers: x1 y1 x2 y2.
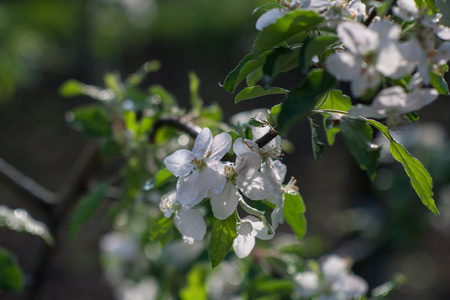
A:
0 156 56 209
255 128 278 149
364 7 377 27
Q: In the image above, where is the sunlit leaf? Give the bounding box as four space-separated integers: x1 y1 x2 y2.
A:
430 72 449 95
283 194 307 240
144 168 174 192
149 216 174 246
180 265 207 300
207 214 236 268
189 71 203 113
368 119 439 215
125 60 161 88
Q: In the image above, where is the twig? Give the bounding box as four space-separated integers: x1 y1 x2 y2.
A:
255 128 278 149
0 156 56 209
364 8 377 27
149 117 202 142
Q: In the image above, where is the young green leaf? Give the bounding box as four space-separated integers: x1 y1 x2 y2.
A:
125 60 161 88
430 72 449 95
189 71 203 113
235 86 288 103
180 265 207 300
69 180 110 238
144 168 173 191
283 194 307 240
149 216 174 246
368 119 439 215
253 10 324 56
309 118 325 160
340 116 381 180
0 248 24 293
207 214 237 268
278 70 337 135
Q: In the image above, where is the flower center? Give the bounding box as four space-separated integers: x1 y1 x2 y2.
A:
191 157 207 170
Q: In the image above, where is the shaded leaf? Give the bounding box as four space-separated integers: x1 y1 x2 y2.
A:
300 35 339 73
0 206 54 245
263 46 300 83
368 119 439 215
371 274 406 298
66 105 112 138
309 118 325 160
207 214 237 268
340 116 381 180
253 10 324 56
189 71 203 112
222 53 254 92
149 216 174 246
283 194 307 240
69 180 110 238
278 70 337 135
235 86 288 103
0 248 24 293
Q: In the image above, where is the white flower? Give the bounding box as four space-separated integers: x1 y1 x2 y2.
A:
349 74 438 127
392 0 419 21
326 21 415 98
233 216 274 258
164 128 231 207
209 138 273 220
294 255 368 299
159 191 206 244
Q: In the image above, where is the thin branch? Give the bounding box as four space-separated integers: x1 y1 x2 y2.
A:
149 117 202 142
364 8 377 27
0 156 56 208
255 128 278 149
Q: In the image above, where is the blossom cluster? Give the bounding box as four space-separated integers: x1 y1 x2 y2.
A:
257 0 449 127
160 113 296 257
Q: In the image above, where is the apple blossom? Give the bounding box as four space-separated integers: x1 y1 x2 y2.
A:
164 127 231 207
159 191 206 244
233 216 274 258
294 255 368 299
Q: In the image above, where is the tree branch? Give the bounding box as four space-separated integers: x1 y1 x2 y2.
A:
0 156 56 209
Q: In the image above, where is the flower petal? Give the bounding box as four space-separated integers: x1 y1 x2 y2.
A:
164 149 194 177
255 8 286 31
204 163 227 195
322 255 349 284
293 271 321 297
235 151 262 177
334 274 368 298
271 199 284 230
174 207 206 241
210 182 239 220
233 234 256 258
237 170 273 200
326 52 362 81
208 132 232 162
337 22 379 55
233 138 260 156
192 128 213 158
177 170 202 207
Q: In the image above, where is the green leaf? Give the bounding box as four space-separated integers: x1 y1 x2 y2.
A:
0 206 54 245
235 86 288 103
283 194 307 240
368 119 439 215
207 214 237 268
263 46 300 83
253 10 324 56
340 116 381 180
253 278 294 294
149 216 174 246
59 79 85 97
249 118 266 127
222 53 254 93
148 84 177 105
278 70 337 135
309 118 325 160
270 103 282 123
180 265 207 300
300 35 339 73
246 67 265 87
66 105 112 138
125 60 161 88
69 180 110 238
201 103 223 122
104 72 123 94
371 274 406 298
430 72 449 95
189 71 203 112
0 248 24 293
144 168 173 191
318 89 352 145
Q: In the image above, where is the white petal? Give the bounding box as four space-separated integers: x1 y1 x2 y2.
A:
237 170 273 200
322 255 349 284
337 22 379 55
233 234 256 258
333 274 368 298
261 160 285 204
204 163 227 195
233 138 260 156
210 182 239 220
401 88 438 113
398 38 425 62
177 171 203 207
208 132 232 162
174 208 206 241
370 21 400 44
250 218 274 240
436 25 450 41
396 0 418 15
377 43 414 78
436 42 450 66
271 199 284 230
235 152 262 177
255 8 286 31
164 149 194 177
192 128 213 158
326 52 362 81
293 271 321 297
348 104 386 119
351 66 381 98
159 190 177 217
251 113 270 140
374 86 407 108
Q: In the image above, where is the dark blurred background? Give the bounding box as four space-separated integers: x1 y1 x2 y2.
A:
1 0 450 299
